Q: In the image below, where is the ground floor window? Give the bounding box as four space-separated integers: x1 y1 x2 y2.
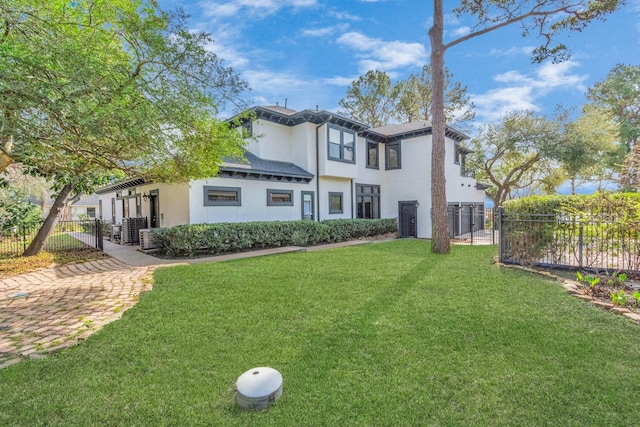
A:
267 189 293 206
329 192 343 214
204 186 241 206
356 184 380 219
86 207 96 218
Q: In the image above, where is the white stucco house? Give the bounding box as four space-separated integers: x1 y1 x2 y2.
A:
96 105 487 239
43 193 100 221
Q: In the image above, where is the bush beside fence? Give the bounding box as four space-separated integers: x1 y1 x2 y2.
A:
152 218 398 258
500 193 640 272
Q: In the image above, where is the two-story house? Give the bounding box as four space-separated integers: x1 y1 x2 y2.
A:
96 105 486 239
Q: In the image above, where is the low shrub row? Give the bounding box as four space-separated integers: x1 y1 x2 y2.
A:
151 218 398 257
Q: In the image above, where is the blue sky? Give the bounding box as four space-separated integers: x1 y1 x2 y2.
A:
158 0 640 130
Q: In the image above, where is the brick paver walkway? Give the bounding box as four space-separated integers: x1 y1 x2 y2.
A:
0 239 383 369
0 258 155 369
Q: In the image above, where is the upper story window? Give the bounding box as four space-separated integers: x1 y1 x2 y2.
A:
204 186 241 206
328 124 356 163
367 140 379 169
242 121 253 137
385 142 401 170
267 189 293 206
454 143 461 165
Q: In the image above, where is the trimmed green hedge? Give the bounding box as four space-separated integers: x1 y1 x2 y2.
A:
151 218 398 257
501 193 640 268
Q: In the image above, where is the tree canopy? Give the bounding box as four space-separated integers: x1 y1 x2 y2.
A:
428 0 624 253
0 0 250 254
469 110 566 207
338 67 474 128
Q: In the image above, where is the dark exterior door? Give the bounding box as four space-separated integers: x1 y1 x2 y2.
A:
398 201 418 238
149 190 159 228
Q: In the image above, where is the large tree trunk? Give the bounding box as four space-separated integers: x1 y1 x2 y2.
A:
23 184 75 256
429 0 450 254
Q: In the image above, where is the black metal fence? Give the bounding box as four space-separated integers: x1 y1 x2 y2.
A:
0 219 103 257
449 205 498 245
498 208 640 273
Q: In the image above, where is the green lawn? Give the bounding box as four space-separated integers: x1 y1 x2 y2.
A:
2 240 640 426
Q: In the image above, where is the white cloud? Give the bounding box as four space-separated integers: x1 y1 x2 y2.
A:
323 76 358 86
199 0 317 19
329 10 362 21
336 31 427 73
488 46 536 57
534 61 587 92
302 24 349 37
472 61 588 122
472 87 538 122
444 14 461 26
451 26 471 37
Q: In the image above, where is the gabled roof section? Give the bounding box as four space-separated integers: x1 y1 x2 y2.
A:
218 152 314 183
44 193 99 206
95 178 146 195
229 106 370 132
360 120 469 143
95 152 315 194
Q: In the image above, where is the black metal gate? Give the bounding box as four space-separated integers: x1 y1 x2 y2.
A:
448 205 497 245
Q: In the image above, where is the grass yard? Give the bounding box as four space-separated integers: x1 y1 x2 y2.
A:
1 240 640 425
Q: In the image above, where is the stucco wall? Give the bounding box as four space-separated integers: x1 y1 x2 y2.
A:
189 177 314 224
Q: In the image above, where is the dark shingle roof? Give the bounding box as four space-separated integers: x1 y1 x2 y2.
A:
219 152 314 182
361 120 469 143
368 121 433 137
43 193 100 206
229 106 369 132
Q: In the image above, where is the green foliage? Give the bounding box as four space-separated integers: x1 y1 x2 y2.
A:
587 64 640 155
502 193 640 268
338 70 400 128
610 290 628 307
633 291 640 306
0 187 41 231
4 242 640 425
469 110 566 207
586 276 601 288
338 67 474 129
553 105 619 191
0 0 248 185
152 219 398 257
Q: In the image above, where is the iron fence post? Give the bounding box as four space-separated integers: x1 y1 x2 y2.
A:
96 219 103 251
22 223 27 253
497 206 503 261
470 205 474 245
578 224 583 268
491 207 496 245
